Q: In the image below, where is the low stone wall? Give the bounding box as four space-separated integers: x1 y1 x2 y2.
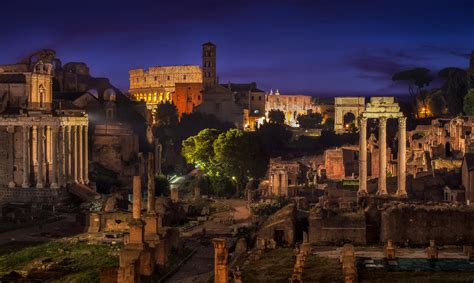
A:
380 204 474 245
0 187 70 204
308 210 366 245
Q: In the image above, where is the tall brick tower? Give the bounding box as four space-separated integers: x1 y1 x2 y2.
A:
202 42 217 89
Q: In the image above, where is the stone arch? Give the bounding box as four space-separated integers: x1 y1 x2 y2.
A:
343 112 356 127
334 97 365 133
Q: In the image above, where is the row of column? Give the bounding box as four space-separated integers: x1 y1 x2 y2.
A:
21 124 89 189
358 117 407 197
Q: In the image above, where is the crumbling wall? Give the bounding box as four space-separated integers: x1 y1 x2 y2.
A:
380 204 474 245
308 209 366 245
256 204 297 245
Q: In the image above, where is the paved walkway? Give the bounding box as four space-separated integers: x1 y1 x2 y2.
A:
313 246 469 259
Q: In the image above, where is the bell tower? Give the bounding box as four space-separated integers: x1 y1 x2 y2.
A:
202 42 217 89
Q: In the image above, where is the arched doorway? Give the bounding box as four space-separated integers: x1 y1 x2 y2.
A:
343 112 356 129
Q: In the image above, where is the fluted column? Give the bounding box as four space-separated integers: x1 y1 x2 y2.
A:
377 117 388 195
358 116 368 196
51 126 59 189
58 126 65 187
36 126 44 189
83 125 89 184
77 125 83 184
71 126 78 183
22 126 30 188
65 126 71 183
397 117 407 197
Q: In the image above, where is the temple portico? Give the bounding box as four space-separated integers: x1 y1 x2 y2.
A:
0 116 88 189
358 97 407 197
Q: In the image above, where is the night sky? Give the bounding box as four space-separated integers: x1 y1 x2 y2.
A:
2 0 474 96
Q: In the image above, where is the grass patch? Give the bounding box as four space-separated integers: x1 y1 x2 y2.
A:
302 254 342 282
0 241 119 283
242 248 295 282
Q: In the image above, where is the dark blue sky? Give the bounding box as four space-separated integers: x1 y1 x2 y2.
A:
2 0 474 96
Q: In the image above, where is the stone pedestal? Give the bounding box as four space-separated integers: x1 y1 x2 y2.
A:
384 240 396 260
87 212 101 233
426 240 438 260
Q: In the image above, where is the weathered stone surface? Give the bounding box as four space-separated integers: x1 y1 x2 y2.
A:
256 204 297 246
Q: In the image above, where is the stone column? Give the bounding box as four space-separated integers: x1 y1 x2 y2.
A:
358 116 368 196
133 176 142 220
77 125 83 184
397 117 407 197
7 127 15 188
377 117 388 195
147 153 155 214
58 126 65 187
83 125 89 184
22 126 30 188
65 126 71 183
36 126 44 189
71 126 78 183
50 126 59 189
213 238 229 283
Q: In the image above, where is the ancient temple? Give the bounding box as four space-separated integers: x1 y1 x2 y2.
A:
0 50 88 199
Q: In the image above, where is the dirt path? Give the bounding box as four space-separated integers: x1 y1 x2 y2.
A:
166 240 214 283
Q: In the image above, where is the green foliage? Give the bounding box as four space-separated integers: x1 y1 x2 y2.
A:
0 241 119 283
89 162 121 194
155 102 179 127
250 196 288 216
181 128 221 172
214 129 267 194
464 89 474 115
268 109 285 124
255 122 292 156
155 174 170 196
297 112 323 128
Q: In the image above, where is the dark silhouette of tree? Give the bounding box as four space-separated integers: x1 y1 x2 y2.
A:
428 91 446 117
155 102 179 127
268 109 285 124
439 67 468 115
255 122 292 156
464 89 474 115
297 112 323 128
392 68 433 97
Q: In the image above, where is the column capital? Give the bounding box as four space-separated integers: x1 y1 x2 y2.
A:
379 117 388 126
398 117 407 129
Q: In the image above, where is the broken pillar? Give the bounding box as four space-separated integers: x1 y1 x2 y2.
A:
384 240 396 260
213 238 229 283
426 240 438 260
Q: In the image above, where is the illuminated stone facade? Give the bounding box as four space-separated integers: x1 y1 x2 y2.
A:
128 65 202 111
265 90 319 127
334 97 365 132
0 50 88 192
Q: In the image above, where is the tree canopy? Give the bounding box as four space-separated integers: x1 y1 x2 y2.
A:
181 128 220 172
439 67 468 115
255 122 292 156
463 89 474 115
155 102 179 127
392 68 433 96
268 109 285 124
297 112 323 128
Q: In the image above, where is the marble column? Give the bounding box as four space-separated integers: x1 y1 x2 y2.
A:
22 126 30 188
58 126 65 187
377 117 388 195
36 126 44 189
65 126 71 183
397 117 407 197
77 125 83 184
71 126 78 183
51 126 59 189
358 117 368 196
7 127 15 188
133 176 142 220
83 125 89 184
